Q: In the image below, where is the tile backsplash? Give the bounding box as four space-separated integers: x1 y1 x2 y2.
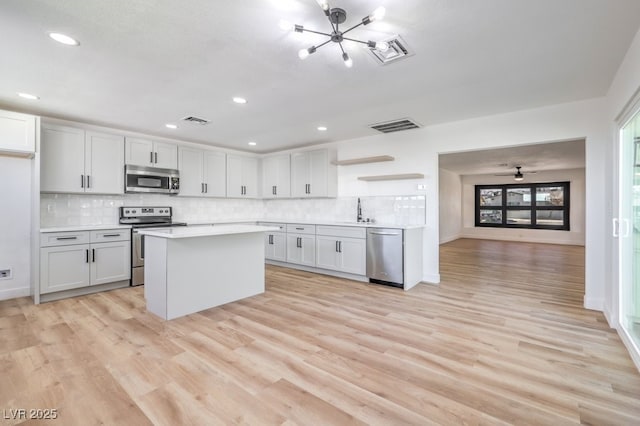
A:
40 194 425 227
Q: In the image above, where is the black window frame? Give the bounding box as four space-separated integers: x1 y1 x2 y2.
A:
475 181 570 230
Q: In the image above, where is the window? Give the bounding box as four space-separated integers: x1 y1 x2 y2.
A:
475 182 569 230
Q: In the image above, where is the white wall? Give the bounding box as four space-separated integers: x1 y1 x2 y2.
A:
0 156 32 299
438 168 462 244
459 168 585 245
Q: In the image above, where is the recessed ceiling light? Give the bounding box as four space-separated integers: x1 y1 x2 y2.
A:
233 97 248 104
48 32 80 46
165 124 178 129
17 92 39 100
317 126 328 131
248 141 257 146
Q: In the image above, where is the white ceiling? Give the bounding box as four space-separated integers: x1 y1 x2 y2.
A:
1 0 639 153
438 139 586 175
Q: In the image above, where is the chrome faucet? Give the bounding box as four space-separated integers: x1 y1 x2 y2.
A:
357 197 363 222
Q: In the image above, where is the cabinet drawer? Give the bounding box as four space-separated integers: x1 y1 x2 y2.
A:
91 229 131 243
259 222 286 232
316 225 366 239
286 224 316 234
41 231 90 247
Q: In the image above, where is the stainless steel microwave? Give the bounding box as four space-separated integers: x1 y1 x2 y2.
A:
125 165 180 194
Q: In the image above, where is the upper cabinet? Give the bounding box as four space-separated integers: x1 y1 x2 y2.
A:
262 153 290 199
290 149 337 198
41 124 124 194
125 137 177 169
178 146 226 197
0 109 37 157
227 154 258 198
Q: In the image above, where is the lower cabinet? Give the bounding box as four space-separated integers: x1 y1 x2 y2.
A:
286 234 316 266
40 229 130 295
260 223 287 262
315 226 367 275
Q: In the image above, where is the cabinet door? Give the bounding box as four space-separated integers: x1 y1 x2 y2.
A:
125 137 154 166
338 237 366 275
308 149 328 197
243 156 258 198
290 152 309 197
41 125 86 193
265 233 286 261
203 150 226 197
153 141 178 169
40 244 91 293
90 241 131 286
178 146 204 197
316 236 340 271
286 234 303 264
226 155 244 197
300 235 316 266
262 154 290 198
85 131 125 194
0 110 36 155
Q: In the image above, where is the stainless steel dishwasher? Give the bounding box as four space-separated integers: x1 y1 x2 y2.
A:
366 228 404 287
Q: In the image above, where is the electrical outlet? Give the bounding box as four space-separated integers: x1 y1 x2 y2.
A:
0 269 12 280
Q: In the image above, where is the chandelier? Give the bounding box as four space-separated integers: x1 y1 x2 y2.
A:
280 0 388 68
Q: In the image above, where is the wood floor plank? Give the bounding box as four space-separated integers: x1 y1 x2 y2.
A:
0 238 639 424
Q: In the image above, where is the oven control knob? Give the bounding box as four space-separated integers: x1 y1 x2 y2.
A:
125 210 130 214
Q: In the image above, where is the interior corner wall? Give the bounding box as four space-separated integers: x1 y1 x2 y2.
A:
459 168 586 245
438 168 462 244
0 156 31 299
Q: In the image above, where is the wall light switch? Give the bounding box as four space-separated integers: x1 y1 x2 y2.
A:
0 268 12 280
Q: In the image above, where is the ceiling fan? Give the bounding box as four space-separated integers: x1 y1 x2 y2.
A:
494 166 537 181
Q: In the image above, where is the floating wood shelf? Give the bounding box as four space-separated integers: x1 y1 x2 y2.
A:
333 155 395 166
358 173 424 181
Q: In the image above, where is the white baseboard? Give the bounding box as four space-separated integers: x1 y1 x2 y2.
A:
603 303 617 328
422 273 440 284
459 231 584 246
0 286 30 301
618 326 640 373
584 296 604 312
439 234 461 245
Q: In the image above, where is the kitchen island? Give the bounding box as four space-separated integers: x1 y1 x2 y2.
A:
137 224 278 320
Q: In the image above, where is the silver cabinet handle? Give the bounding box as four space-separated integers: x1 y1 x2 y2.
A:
295 227 304 230
85 249 89 263
154 152 158 164
335 240 339 252
56 236 77 240
150 152 154 164
81 175 84 188
92 248 96 262
102 234 121 238
339 241 342 253
201 183 204 193
308 184 311 194
86 175 90 188
205 183 208 193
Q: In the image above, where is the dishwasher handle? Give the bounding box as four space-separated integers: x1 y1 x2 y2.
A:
369 231 401 236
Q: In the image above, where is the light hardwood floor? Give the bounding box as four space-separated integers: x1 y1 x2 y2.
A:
1 238 639 425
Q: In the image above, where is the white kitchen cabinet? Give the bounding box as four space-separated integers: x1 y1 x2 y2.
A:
286 225 316 267
178 146 226 197
126 137 177 169
290 149 337 198
260 223 287 262
41 124 124 194
40 229 130 295
262 154 290 198
227 154 258 198
315 226 366 275
0 109 37 156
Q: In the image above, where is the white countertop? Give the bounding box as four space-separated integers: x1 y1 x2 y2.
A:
41 224 132 233
138 224 279 239
256 219 425 230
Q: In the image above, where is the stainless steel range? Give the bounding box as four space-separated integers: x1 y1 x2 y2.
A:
119 206 186 286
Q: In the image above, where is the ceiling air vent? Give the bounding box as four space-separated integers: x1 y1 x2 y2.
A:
368 35 414 65
369 118 421 134
181 116 211 125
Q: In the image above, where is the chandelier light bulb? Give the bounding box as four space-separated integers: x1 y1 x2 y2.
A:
279 20 294 31
375 41 390 51
316 0 330 11
343 53 353 68
298 48 310 60
370 6 386 22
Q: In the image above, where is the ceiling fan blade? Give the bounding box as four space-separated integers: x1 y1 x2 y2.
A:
493 173 514 176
